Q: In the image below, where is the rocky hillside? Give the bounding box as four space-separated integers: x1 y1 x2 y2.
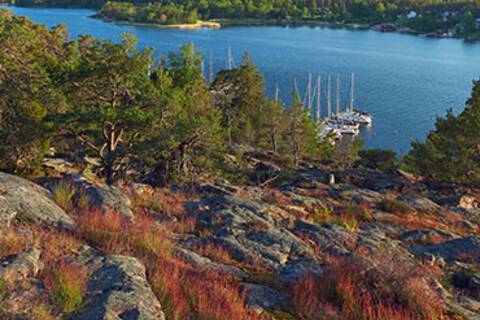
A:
1 156 480 320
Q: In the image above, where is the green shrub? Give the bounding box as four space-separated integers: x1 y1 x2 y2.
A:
311 205 334 224
356 149 398 171
380 198 411 214
311 205 360 230
52 181 77 212
43 261 87 314
0 279 8 301
344 203 372 222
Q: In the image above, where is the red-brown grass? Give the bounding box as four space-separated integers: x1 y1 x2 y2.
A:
299 187 330 199
192 241 237 266
34 229 84 260
0 226 32 259
127 187 189 216
148 256 253 320
379 210 476 237
42 259 88 314
291 258 446 320
128 187 198 234
76 207 172 257
76 207 256 320
262 188 293 206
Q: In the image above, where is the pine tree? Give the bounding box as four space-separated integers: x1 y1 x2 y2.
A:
211 53 269 146
285 84 322 165
145 44 226 183
58 34 157 184
0 11 70 176
402 80 480 184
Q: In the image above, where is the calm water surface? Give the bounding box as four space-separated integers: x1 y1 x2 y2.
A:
4 6 480 154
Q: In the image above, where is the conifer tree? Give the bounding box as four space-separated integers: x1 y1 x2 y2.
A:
285 84 322 165
403 80 480 184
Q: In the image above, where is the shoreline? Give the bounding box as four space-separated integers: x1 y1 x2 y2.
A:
94 16 221 30
93 15 476 41
2 4 476 41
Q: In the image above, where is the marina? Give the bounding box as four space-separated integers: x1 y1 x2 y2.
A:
281 72 372 142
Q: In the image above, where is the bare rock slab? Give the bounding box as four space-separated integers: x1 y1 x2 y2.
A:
71 255 164 320
411 236 480 263
0 248 43 282
0 172 74 229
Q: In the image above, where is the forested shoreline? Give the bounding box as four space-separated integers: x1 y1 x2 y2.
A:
1 0 479 40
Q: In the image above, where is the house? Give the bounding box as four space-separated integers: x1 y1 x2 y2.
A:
441 12 451 22
407 11 417 19
436 29 450 38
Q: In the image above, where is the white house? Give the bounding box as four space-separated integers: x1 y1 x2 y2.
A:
407 11 417 19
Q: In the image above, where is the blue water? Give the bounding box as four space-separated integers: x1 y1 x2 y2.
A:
3 6 480 154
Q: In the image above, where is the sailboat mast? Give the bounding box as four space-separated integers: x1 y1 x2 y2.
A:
294 78 301 104
227 47 233 70
308 73 313 110
336 74 340 116
327 74 332 119
350 72 355 112
209 53 214 83
316 75 321 123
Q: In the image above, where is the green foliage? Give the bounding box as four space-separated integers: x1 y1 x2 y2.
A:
211 54 271 146
143 44 227 183
0 11 69 176
99 1 199 25
285 86 325 165
5 0 480 40
0 11 335 186
43 261 87 314
379 198 411 214
402 81 480 184
0 279 8 301
52 181 77 212
14 0 104 8
211 54 330 165
91 0 480 41
58 33 157 183
356 148 397 171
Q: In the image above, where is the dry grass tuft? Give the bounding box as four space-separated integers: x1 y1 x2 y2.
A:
291 258 446 320
42 259 88 314
0 226 32 260
51 180 77 213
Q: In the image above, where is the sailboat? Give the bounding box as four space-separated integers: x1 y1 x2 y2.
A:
316 75 341 141
338 73 372 126
330 74 360 134
321 74 359 136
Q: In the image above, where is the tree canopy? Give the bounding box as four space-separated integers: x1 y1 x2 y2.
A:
0 10 331 184
402 80 480 184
